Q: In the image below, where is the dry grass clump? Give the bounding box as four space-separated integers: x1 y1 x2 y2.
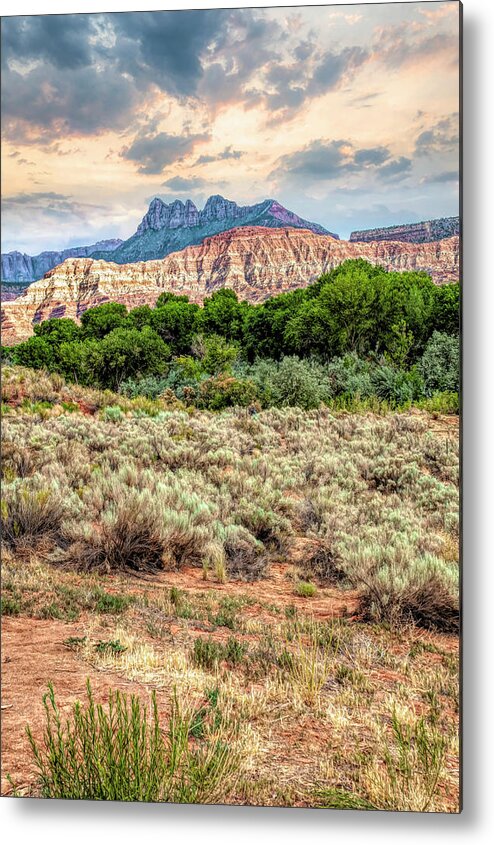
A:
221 525 269 581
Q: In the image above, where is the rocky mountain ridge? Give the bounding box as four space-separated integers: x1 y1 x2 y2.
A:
90 195 337 265
1 239 123 286
1 226 460 345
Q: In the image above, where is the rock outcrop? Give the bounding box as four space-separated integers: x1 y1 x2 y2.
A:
1 227 460 345
92 195 337 265
350 217 460 244
1 239 124 286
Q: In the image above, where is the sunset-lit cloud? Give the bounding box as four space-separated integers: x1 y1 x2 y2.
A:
1 2 460 253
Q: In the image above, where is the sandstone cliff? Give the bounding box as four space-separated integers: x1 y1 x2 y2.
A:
1 227 460 345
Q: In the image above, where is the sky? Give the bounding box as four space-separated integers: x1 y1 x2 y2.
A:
1 2 460 254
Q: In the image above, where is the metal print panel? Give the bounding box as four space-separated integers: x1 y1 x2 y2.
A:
0 1 462 812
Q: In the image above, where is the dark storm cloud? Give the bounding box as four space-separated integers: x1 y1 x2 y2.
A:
1 14 96 70
194 147 244 166
121 130 209 175
0 8 279 144
270 139 411 185
1 62 138 144
162 176 207 191
109 10 231 97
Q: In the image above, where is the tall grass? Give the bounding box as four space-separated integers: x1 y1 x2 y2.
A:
26 681 239 803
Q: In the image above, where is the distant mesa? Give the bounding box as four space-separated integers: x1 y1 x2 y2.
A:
350 217 460 244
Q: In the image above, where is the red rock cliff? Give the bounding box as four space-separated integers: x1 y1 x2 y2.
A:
1 227 460 344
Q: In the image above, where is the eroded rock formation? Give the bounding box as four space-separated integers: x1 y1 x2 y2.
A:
1 227 460 345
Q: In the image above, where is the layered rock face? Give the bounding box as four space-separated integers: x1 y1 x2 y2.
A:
1 239 124 286
350 217 460 244
1 227 460 345
92 195 337 265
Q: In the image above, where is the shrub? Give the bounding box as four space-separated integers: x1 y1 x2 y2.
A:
418 332 460 396
302 538 346 584
1 485 65 551
350 545 459 632
60 494 165 574
221 525 268 581
270 356 329 409
26 681 239 803
197 375 258 411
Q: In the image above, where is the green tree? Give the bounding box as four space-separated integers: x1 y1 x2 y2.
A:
11 336 54 370
80 303 128 340
151 301 200 354
90 327 170 390
432 284 460 336
33 318 81 345
200 290 247 341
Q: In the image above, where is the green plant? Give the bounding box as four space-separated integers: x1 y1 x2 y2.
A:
379 710 446 812
192 637 223 670
25 681 239 802
95 591 133 614
295 581 317 598
95 639 127 655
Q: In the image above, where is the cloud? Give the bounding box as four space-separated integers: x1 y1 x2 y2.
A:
1 191 104 226
1 63 139 145
377 156 412 182
414 115 459 157
371 21 457 70
161 175 207 191
110 10 231 97
353 146 390 166
259 45 369 117
420 170 458 185
1 14 97 71
194 146 244 166
270 139 407 185
121 130 209 175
